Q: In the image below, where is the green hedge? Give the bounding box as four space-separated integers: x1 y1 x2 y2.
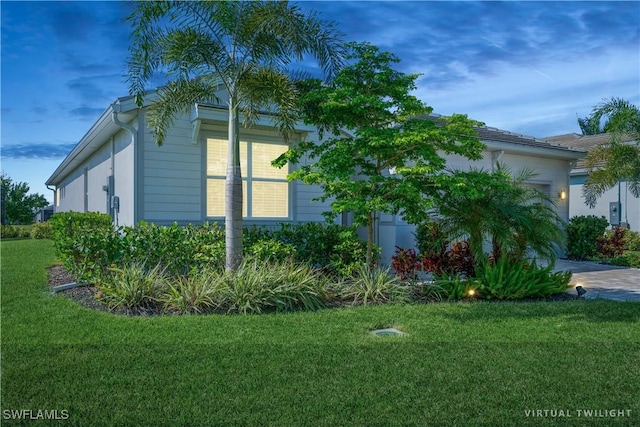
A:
566 215 609 259
49 213 373 283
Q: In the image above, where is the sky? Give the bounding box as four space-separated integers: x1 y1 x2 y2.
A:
1 1 639 203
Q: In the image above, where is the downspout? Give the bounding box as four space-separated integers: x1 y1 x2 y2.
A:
111 103 138 225
112 103 137 142
46 185 56 210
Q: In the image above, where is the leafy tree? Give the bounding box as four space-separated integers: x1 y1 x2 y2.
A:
578 97 640 207
0 173 48 225
127 0 344 271
433 164 565 263
274 42 485 266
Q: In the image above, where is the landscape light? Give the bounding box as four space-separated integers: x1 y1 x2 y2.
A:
576 285 587 297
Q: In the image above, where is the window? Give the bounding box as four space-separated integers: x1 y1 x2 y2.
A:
206 137 289 218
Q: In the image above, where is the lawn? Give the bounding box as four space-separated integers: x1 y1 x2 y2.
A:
2 239 639 426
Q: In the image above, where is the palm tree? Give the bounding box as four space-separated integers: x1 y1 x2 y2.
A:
127 1 344 271
433 164 565 263
579 98 640 207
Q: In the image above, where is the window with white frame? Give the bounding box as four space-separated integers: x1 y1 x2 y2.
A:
206 137 289 219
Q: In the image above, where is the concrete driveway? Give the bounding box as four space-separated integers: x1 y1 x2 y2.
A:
553 259 640 302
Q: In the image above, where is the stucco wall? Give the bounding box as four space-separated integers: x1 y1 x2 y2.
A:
570 175 640 232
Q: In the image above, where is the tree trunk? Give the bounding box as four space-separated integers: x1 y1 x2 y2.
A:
225 95 243 272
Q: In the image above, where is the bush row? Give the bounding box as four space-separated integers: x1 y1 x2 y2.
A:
0 222 52 239
48 212 372 284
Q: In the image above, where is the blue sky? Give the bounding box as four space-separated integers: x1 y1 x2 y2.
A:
1 1 639 203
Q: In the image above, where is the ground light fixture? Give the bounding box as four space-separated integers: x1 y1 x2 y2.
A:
576 285 587 297
467 289 477 297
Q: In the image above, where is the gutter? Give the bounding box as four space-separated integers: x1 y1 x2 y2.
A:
111 103 137 144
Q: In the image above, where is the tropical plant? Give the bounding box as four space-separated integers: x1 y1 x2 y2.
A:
222 259 327 314
127 0 345 271
97 263 169 310
341 264 409 305
596 227 627 259
433 163 565 263
274 42 485 266
432 271 477 301
475 257 572 300
578 98 640 207
161 268 225 315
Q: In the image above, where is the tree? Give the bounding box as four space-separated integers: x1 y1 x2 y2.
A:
433 164 565 263
578 97 640 207
0 173 48 225
274 42 485 266
127 0 344 271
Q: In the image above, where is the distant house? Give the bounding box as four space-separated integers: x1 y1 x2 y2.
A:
34 205 54 222
46 92 585 262
546 133 640 233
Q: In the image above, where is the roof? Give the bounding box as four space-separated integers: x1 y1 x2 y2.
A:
544 132 637 150
423 114 586 160
543 132 638 171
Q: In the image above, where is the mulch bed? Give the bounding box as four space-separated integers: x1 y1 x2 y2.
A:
47 265 160 316
48 264 581 317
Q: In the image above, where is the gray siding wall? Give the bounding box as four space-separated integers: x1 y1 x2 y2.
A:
141 111 203 224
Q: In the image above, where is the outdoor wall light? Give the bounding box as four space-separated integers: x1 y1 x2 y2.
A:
576 285 587 297
558 190 567 200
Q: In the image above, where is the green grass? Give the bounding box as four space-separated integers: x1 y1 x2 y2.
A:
2 239 640 426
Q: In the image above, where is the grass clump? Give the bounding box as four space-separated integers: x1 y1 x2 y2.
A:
222 259 328 314
160 269 225 315
96 263 168 310
341 264 410 305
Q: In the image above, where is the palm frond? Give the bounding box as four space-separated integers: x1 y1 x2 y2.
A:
147 78 221 145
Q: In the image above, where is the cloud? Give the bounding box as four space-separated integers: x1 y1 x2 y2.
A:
1 143 76 160
68 105 105 120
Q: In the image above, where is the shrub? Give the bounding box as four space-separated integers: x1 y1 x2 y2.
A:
596 227 627 259
341 264 409 305
0 225 31 239
623 230 640 251
392 240 475 280
49 212 123 283
31 221 52 239
566 215 609 259
249 223 373 278
121 222 226 275
97 263 168 310
246 239 296 263
161 268 225 315
475 257 572 300
222 259 328 314
414 221 448 258
1 225 20 239
391 247 420 280
432 272 477 300
607 251 640 268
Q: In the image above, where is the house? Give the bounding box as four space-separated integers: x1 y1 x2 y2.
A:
545 133 640 233
46 93 585 263
34 205 54 222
